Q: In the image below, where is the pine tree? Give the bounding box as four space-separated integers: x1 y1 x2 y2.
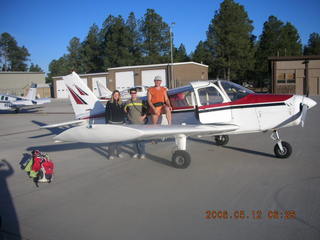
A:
255 16 302 81
29 63 43 72
82 24 104 73
0 32 30 71
126 12 143 65
191 41 215 77
67 37 84 73
140 9 170 64
206 0 255 81
100 15 135 68
174 44 190 62
304 32 320 55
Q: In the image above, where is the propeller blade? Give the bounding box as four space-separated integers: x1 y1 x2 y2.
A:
300 104 308 127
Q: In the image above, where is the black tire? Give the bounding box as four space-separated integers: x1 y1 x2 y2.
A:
15 108 19 113
274 141 292 158
214 135 229 146
172 150 191 169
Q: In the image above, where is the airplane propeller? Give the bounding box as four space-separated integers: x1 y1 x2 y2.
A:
300 103 308 127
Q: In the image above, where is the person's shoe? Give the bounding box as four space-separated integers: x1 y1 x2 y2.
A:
108 155 115 160
132 154 139 159
118 153 124 158
140 154 146 159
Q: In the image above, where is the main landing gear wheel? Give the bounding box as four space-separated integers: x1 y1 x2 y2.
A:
172 150 191 169
274 141 292 158
215 135 229 146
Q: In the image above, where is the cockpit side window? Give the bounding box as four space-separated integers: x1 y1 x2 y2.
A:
1 96 4 100
198 87 223 106
219 81 254 101
169 90 194 108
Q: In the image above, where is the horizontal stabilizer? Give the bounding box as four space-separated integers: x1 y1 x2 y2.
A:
41 120 85 129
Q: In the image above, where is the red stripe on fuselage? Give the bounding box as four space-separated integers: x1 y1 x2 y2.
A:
198 94 293 110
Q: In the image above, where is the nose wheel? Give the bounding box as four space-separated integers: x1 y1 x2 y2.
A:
214 135 229 146
271 130 292 158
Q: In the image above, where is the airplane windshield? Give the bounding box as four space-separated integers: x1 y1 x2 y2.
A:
219 81 254 101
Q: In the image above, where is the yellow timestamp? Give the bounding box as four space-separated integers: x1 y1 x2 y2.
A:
204 210 296 220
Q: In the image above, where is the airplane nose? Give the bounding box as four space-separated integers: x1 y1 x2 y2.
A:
303 97 317 109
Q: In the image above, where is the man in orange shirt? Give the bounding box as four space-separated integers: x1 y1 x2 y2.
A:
147 76 172 125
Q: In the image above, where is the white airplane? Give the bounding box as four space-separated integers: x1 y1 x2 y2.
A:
96 80 112 100
96 80 148 100
0 83 51 112
44 72 317 169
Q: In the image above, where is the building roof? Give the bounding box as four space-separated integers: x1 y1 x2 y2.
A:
52 72 108 79
0 71 45 74
268 55 320 61
107 61 208 71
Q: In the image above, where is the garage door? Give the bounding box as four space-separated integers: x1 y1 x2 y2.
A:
115 71 134 91
141 69 166 87
56 80 68 98
92 77 107 97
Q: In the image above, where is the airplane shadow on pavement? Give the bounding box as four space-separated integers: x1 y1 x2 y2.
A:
29 120 66 138
189 137 275 158
0 159 21 240
0 106 43 114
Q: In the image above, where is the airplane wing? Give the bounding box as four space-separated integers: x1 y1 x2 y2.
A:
53 123 239 143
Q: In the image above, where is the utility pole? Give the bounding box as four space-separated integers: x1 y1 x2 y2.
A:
170 22 175 88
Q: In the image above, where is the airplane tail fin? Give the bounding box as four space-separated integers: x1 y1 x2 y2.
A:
25 83 37 100
63 72 105 120
96 80 112 98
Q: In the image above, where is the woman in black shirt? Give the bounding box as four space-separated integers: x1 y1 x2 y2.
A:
105 90 126 159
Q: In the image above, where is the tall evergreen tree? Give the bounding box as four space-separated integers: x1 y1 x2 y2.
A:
100 15 135 68
191 41 215 77
304 32 320 55
81 24 103 73
140 9 171 64
206 0 255 81
0 32 30 71
29 63 43 72
126 12 143 64
47 55 70 83
174 44 190 62
255 16 302 81
67 37 84 73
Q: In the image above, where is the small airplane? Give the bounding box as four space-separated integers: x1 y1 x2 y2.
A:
43 72 317 169
96 80 148 100
0 83 51 112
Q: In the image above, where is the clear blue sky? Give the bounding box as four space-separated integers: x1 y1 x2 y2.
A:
1 0 319 74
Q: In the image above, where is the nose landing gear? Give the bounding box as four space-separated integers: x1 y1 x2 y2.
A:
271 130 292 158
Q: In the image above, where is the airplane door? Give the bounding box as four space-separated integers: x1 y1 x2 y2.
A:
196 86 232 124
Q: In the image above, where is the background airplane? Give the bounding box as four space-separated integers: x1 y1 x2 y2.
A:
96 80 147 100
0 83 51 112
44 72 316 169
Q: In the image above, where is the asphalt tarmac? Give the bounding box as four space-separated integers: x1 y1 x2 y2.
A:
0 98 319 240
